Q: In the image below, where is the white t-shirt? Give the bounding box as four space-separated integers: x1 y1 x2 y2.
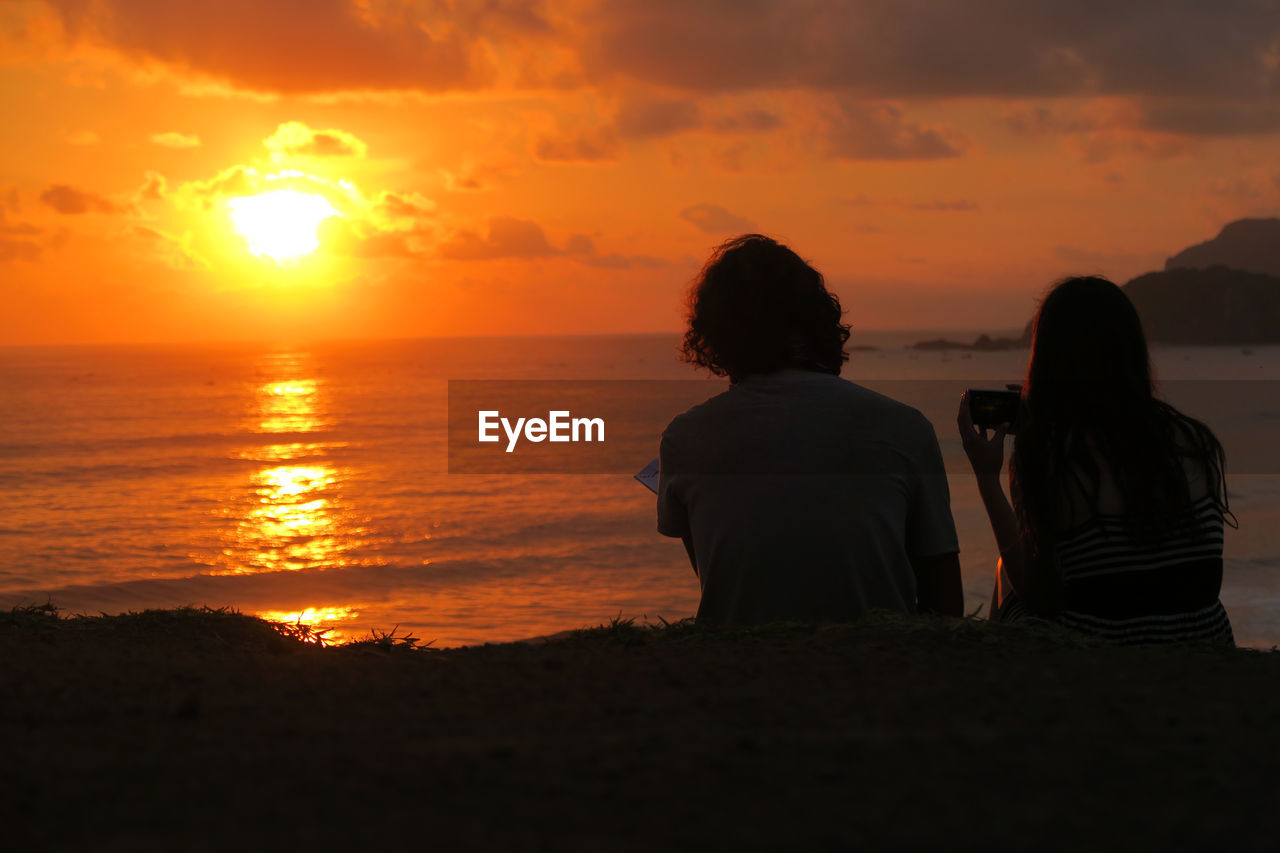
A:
657 368 958 625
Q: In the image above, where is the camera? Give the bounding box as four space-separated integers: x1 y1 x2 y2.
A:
967 388 1020 430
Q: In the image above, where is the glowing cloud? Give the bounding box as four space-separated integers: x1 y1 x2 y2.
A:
152 131 201 148
265 121 367 158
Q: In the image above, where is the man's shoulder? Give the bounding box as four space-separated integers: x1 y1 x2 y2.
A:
662 386 734 441
784 372 933 430
835 379 933 429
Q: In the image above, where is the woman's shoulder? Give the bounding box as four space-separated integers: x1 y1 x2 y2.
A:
1164 405 1223 499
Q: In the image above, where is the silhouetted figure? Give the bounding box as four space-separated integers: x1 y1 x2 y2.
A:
658 235 963 624
959 276 1234 644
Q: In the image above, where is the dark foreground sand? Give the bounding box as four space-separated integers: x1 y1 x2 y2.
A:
3 606 1280 851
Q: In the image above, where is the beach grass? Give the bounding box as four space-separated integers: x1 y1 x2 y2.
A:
0 602 434 651
2 600 1122 652
2 604 1277 850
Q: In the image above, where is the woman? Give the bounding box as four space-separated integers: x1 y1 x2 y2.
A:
958 276 1234 644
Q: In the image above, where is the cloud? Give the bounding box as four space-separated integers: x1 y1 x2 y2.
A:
437 159 522 192
0 236 42 263
711 142 750 172
1002 99 1269 155
0 221 41 237
821 101 963 161
1140 100 1280 137
435 216 668 266
584 1 1280 102
321 217 427 259
0 206 43 262
709 109 782 133
576 252 669 270
533 100 782 164
1052 244 1165 271
66 130 99 146
373 191 435 224
1002 104 1106 136
151 131 201 148
533 128 620 163
581 1 835 93
137 171 167 202
131 225 209 269
1064 129 1187 164
562 233 670 268
906 199 979 211
27 0 1280 150
1000 101 1191 163
42 0 504 94
32 0 1279 172
185 166 257 206
264 121 367 158
439 216 559 260
615 96 701 138
348 231 424 259
176 165 369 226
313 188 437 260
678 204 757 235
39 184 118 214
838 194 979 211
1205 178 1264 200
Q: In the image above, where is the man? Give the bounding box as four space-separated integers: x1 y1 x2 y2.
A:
658 234 963 624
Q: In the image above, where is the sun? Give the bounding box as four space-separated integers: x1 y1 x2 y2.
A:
228 190 340 263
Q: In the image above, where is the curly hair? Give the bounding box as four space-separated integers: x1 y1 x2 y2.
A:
681 234 851 383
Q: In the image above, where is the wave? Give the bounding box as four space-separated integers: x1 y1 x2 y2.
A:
0 427 358 458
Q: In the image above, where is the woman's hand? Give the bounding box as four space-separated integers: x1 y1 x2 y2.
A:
958 391 1010 479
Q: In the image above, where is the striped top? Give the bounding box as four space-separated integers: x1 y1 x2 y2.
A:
1007 495 1234 645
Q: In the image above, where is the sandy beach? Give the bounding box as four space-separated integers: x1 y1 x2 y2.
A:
4 606 1279 851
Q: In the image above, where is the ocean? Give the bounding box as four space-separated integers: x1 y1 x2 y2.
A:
2 332 1278 647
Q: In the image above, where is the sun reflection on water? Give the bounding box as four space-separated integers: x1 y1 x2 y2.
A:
208 352 372 575
235 441 347 462
256 605 363 644
255 377 330 434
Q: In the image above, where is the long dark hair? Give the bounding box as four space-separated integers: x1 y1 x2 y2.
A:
681 234 851 383
1010 276 1230 558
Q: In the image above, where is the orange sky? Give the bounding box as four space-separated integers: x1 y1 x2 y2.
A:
2 0 1279 345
